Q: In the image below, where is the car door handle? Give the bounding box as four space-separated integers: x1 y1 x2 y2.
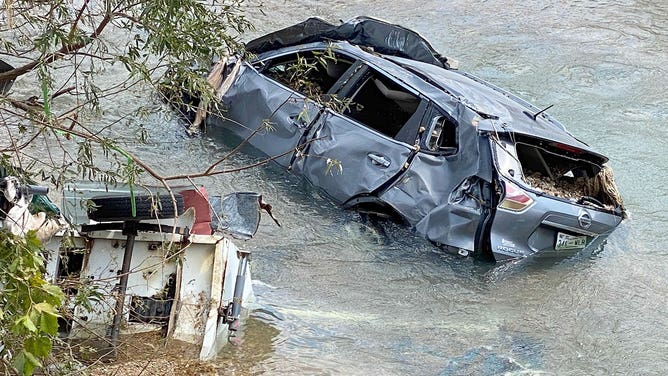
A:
367 153 391 168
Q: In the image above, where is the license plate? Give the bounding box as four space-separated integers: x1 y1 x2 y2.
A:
555 232 587 250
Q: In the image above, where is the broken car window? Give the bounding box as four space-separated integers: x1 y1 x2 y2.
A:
494 135 624 210
261 50 354 99
342 68 420 138
427 115 458 154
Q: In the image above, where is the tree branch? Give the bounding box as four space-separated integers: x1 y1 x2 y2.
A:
0 9 114 84
68 0 92 39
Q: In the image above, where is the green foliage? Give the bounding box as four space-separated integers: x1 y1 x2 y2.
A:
138 0 250 61
0 1 256 373
0 0 254 188
0 2 257 370
0 230 65 375
256 46 358 172
263 46 361 114
325 158 343 175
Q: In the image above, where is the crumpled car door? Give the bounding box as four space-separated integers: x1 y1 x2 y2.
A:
294 109 415 203
215 63 320 167
379 102 494 255
292 63 426 203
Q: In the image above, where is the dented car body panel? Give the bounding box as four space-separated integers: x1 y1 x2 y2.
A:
203 17 624 261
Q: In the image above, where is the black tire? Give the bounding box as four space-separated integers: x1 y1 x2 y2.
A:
88 194 184 222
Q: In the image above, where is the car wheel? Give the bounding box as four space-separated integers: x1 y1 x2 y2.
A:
88 194 184 222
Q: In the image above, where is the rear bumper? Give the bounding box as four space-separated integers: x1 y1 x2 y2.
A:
490 194 623 261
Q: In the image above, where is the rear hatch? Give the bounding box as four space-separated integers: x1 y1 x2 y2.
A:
488 134 625 261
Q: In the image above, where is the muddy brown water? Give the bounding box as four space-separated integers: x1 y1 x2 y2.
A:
9 0 667 374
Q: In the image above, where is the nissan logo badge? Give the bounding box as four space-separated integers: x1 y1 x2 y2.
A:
578 211 592 229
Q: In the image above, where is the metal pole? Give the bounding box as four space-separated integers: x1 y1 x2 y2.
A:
109 221 137 353
228 252 249 331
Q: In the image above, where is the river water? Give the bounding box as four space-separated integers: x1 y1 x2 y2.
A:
139 1 668 375
40 0 668 374
139 1 658 374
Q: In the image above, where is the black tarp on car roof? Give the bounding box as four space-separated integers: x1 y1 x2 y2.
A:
245 16 454 69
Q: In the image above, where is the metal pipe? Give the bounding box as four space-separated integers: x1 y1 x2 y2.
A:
109 223 136 353
228 253 249 331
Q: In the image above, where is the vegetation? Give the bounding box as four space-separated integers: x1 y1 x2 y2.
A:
0 1 255 374
0 2 349 373
0 0 254 185
0 231 64 375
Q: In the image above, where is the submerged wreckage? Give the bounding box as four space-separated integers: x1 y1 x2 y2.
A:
186 16 626 261
0 170 266 360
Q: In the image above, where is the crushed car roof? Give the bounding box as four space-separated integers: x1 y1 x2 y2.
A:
387 56 607 162
245 16 606 163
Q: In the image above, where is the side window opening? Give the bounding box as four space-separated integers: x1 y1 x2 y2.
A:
427 115 458 154
343 69 420 138
260 51 354 98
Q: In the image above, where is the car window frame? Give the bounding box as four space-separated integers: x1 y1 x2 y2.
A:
419 103 460 156
252 48 360 98
335 63 426 144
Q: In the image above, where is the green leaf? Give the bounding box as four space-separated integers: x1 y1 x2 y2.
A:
42 284 65 305
12 349 43 376
9 257 19 273
28 309 40 329
39 310 60 335
23 350 43 375
324 158 343 176
19 315 38 333
13 351 26 375
25 336 52 358
34 302 57 314
40 67 52 120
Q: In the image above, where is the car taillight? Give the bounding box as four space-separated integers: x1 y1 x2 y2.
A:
499 180 534 211
549 142 584 154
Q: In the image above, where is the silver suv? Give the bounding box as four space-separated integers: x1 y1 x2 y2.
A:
189 17 625 261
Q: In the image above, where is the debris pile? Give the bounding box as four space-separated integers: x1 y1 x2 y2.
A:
523 172 588 201
523 166 626 217
266 65 328 99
